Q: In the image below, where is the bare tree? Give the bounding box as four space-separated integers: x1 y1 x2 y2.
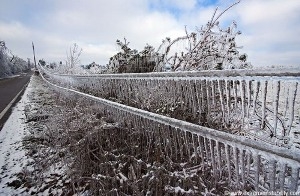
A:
66 43 82 69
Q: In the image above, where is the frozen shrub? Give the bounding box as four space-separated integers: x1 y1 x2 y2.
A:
154 0 252 71
0 41 29 77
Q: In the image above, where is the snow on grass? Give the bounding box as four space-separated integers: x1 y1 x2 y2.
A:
0 76 32 195
0 75 72 195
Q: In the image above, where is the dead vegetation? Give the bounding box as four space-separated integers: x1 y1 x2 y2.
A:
22 75 237 195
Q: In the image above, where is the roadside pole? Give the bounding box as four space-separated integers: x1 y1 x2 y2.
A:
32 42 39 75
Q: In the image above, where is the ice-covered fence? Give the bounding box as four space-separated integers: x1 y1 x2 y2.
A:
40 71 300 192
40 67 300 149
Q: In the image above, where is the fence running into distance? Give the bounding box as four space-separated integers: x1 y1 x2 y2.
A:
40 66 300 192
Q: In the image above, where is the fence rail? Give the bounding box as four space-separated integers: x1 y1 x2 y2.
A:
39 67 300 192
41 67 300 149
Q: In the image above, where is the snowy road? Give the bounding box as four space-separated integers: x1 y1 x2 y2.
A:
0 72 32 130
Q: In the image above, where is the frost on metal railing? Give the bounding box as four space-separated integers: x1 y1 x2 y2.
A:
40 72 300 193
39 66 300 149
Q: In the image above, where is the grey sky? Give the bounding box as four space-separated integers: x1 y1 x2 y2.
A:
0 0 299 67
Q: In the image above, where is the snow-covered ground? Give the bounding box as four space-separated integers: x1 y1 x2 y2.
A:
0 81 30 195
0 75 70 195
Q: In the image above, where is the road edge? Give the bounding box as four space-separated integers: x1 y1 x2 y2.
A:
0 79 31 130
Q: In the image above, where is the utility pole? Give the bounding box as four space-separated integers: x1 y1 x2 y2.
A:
32 42 37 69
27 58 30 70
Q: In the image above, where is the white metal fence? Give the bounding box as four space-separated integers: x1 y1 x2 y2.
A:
40 67 300 192
41 67 300 148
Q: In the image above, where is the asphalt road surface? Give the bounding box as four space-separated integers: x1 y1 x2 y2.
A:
0 72 32 130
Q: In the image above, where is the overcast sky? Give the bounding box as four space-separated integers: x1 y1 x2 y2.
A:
0 0 299 68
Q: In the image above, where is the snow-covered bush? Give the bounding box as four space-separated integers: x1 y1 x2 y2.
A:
0 40 29 77
154 1 251 71
0 41 12 77
107 38 156 73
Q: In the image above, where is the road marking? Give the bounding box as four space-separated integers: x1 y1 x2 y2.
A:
0 81 30 120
